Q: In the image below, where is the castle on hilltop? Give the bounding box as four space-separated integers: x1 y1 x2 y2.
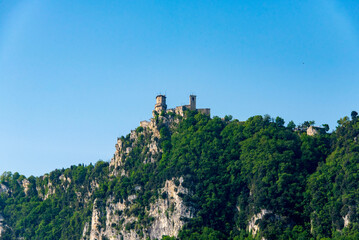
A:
138 95 210 130
154 95 210 116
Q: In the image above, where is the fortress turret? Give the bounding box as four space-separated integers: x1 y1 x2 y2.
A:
154 95 167 113
189 95 196 111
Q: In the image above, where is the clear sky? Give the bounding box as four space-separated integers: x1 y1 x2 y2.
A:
1 0 359 177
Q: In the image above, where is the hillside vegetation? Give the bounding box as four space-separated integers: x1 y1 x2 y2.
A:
1 110 359 240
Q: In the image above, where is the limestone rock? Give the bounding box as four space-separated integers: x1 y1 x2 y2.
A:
0 184 9 194
147 177 194 239
44 181 56 200
83 177 194 240
248 209 272 235
21 179 30 195
343 213 350 228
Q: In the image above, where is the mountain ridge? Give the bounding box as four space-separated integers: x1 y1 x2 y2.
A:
1 102 359 240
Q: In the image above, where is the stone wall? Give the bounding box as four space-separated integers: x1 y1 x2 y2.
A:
198 108 210 116
156 95 210 117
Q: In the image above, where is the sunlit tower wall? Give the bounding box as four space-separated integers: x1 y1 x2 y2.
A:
155 95 167 113
189 95 196 111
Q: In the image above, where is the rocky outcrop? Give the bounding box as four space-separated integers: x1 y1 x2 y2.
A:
342 206 354 228
343 213 350 228
0 101 204 239
0 184 9 194
110 122 158 173
21 179 30 195
89 199 103 240
248 209 272 235
59 174 72 184
147 177 193 239
44 181 56 200
82 222 90 239
97 112 191 239
110 112 180 175
83 177 194 240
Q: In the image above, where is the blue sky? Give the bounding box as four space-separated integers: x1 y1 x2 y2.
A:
1 0 359 177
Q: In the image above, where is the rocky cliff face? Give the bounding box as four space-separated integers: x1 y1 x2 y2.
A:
81 113 193 240
82 177 193 240
247 209 271 235
110 114 179 174
4 107 359 239
0 112 191 240
147 177 193 239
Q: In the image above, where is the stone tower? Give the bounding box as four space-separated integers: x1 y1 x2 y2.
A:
189 95 196 111
155 95 167 113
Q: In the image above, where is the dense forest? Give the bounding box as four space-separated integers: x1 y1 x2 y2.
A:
1 110 359 240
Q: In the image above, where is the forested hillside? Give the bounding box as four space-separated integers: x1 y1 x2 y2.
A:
1 110 359 240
